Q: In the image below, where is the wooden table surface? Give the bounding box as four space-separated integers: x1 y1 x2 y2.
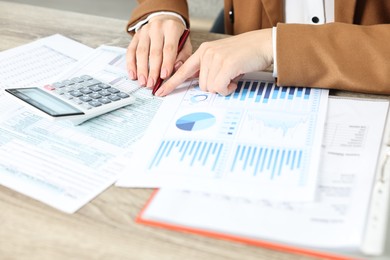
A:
1 2 388 260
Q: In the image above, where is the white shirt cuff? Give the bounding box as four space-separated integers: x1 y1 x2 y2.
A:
272 27 278 78
128 11 187 32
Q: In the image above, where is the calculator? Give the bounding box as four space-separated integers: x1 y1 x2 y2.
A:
4 75 136 125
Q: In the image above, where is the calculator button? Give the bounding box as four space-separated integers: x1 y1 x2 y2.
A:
90 93 102 99
70 91 83 97
64 86 76 92
71 77 83 83
62 79 74 85
99 90 111 96
90 85 102 92
98 98 111 104
80 75 93 80
55 89 65 95
44 84 55 91
98 83 111 89
63 93 74 100
73 83 84 89
108 88 120 94
81 103 93 110
80 87 93 94
108 95 121 101
89 101 102 107
118 92 130 98
53 82 65 88
71 99 83 105
82 79 100 88
80 96 92 102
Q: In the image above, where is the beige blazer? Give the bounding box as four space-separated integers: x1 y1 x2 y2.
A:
128 0 390 94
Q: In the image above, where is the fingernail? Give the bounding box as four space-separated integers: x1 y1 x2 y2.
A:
155 87 164 96
146 77 154 88
174 61 183 72
129 70 135 80
161 68 168 79
138 75 146 86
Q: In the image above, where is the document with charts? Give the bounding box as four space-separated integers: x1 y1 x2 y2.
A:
137 97 390 259
116 73 329 201
0 36 163 213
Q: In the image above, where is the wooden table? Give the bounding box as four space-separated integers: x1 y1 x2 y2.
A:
0 2 388 260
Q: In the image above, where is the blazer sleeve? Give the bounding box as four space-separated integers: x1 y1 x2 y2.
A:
276 22 390 94
127 0 189 33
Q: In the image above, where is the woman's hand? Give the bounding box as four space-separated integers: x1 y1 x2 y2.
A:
126 15 192 88
155 28 273 96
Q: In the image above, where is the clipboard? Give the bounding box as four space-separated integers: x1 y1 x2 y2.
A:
136 97 390 260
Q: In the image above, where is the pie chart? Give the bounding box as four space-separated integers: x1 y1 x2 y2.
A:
190 94 208 103
176 112 216 131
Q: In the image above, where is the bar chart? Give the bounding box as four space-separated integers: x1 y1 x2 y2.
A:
148 139 225 173
119 73 328 200
230 144 304 179
215 80 318 112
147 138 305 182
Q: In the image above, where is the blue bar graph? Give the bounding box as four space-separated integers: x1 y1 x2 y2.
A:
222 80 315 104
149 140 224 172
240 81 251 101
304 88 311 99
230 144 304 179
255 82 266 102
248 81 258 98
272 86 280 99
233 81 242 99
263 83 273 103
297 87 303 97
281 87 288 99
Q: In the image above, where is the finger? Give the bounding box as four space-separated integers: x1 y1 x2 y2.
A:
205 52 224 93
224 81 239 96
207 58 239 96
174 39 192 70
146 31 164 88
126 36 138 80
198 56 210 92
135 32 150 86
197 44 213 92
160 33 180 79
222 75 241 96
155 52 200 96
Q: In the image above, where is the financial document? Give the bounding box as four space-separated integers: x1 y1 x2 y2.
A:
0 36 163 213
116 73 329 201
0 34 91 90
138 97 390 256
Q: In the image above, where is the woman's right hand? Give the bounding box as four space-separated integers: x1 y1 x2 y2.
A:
126 15 192 89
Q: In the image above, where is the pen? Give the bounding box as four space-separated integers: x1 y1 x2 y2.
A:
152 29 190 95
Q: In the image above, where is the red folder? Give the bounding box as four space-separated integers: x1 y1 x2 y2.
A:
136 190 360 260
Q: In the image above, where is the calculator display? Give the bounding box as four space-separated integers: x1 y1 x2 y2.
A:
6 87 84 117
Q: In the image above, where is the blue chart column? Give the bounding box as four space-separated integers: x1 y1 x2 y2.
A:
230 144 304 179
149 139 225 172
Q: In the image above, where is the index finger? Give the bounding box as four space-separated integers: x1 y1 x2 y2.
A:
155 51 200 97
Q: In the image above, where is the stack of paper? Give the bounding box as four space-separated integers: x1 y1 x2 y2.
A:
136 97 390 259
0 35 163 213
1 35 389 259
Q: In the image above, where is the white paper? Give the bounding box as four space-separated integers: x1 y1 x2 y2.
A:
0 34 92 90
116 74 329 201
0 39 163 213
140 97 389 254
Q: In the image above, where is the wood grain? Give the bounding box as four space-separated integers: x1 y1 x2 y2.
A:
0 1 326 259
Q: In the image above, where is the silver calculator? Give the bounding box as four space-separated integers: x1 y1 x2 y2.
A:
5 75 136 125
